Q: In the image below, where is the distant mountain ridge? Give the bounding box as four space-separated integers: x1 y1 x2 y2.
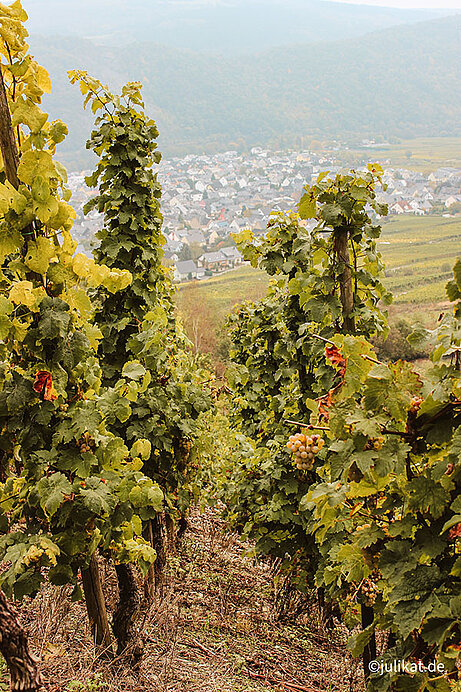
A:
29 15 461 168
23 0 453 52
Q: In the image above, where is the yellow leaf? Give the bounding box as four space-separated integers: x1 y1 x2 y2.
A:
9 280 36 307
25 236 55 275
0 226 24 262
65 287 92 319
61 229 77 256
33 195 59 223
7 0 28 21
86 260 110 287
47 199 75 231
35 64 51 94
43 643 66 661
72 253 90 278
18 150 55 186
82 322 102 350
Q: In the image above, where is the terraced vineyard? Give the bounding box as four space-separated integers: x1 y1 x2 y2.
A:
178 216 461 326
350 137 461 172
379 215 461 303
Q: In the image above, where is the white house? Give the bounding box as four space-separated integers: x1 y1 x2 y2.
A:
446 195 461 208
197 251 230 272
174 260 203 282
220 246 243 266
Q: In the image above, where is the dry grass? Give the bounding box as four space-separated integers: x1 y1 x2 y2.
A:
2 509 367 692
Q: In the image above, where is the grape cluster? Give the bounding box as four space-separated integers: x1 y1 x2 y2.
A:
287 431 324 470
179 438 193 455
177 437 193 463
361 578 378 607
77 432 96 454
372 436 384 451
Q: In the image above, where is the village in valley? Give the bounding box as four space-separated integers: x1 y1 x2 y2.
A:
68 146 461 283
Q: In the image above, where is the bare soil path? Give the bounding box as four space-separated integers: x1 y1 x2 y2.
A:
1 509 365 692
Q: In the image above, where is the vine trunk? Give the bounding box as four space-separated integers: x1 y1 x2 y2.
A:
0 589 42 692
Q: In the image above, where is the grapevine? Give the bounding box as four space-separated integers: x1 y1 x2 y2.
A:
223 168 391 599
70 69 212 523
222 169 461 688
0 1 162 666
68 71 213 650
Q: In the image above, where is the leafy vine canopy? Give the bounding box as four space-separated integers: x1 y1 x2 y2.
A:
0 1 165 600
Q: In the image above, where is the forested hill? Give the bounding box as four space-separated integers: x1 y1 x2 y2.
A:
24 0 447 52
30 15 461 168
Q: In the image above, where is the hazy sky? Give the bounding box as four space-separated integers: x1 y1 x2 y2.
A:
326 0 461 7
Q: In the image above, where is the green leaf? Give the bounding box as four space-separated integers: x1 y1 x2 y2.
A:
391 593 439 639
49 120 68 144
48 564 74 586
335 543 370 582
13 570 44 599
131 439 151 461
128 481 163 512
36 472 72 517
38 297 71 340
122 361 147 381
452 258 461 289
80 478 114 515
421 618 455 646
354 524 386 548
363 360 421 422
407 476 449 519
298 194 316 219
441 515 461 534
425 680 451 692
321 203 343 226
103 438 129 467
347 625 374 656
0 314 12 339
446 280 461 302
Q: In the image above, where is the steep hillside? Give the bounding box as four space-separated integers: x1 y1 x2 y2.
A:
24 0 447 52
30 15 461 167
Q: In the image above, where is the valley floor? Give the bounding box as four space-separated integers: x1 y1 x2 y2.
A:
2 509 367 692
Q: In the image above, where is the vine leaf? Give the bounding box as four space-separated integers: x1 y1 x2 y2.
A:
36 473 72 517
33 370 57 401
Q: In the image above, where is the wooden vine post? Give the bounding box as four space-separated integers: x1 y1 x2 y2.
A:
80 554 113 657
334 224 376 681
0 65 20 189
144 515 167 604
334 226 355 333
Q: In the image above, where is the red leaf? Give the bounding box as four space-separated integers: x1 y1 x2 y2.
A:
325 344 347 376
317 390 333 421
317 345 348 420
449 524 461 540
33 370 57 401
